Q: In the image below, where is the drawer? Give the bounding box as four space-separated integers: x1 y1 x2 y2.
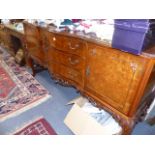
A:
48 62 83 85
49 34 86 57
47 48 85 71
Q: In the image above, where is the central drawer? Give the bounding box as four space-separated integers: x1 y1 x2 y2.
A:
48 33 86 57
47 48 85 71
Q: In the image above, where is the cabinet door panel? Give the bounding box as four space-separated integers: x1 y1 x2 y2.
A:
85 44 149 114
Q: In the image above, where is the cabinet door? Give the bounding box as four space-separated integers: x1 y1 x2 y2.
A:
24 23 44 64
85 44 150 115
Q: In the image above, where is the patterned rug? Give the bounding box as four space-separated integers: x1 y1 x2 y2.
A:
14 117 57 135
0 50 51 122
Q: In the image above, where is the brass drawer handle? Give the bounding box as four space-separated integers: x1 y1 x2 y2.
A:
68 42 79 50
86 66 90 76
68 58 79 65
53 37 56 41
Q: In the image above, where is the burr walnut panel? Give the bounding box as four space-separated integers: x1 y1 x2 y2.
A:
85 43 150 115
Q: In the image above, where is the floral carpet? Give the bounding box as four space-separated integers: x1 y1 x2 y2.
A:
14 117 57 135
0 51 51 122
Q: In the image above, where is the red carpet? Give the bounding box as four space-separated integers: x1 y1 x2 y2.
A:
14 118 57 135
0 65 16 98
0 50 51 121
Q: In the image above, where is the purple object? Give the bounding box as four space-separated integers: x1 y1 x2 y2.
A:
112 19 150 55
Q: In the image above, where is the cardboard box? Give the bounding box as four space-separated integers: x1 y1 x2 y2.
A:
64 97 122 135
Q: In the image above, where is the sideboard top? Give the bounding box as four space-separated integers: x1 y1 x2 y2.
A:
23 21 155 60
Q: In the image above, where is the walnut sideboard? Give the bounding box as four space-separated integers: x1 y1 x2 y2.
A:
23 21 155 134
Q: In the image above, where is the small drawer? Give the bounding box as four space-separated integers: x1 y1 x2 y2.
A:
49 34 85 57
47 48 85 71
63 37 84 53
66 68 82 84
